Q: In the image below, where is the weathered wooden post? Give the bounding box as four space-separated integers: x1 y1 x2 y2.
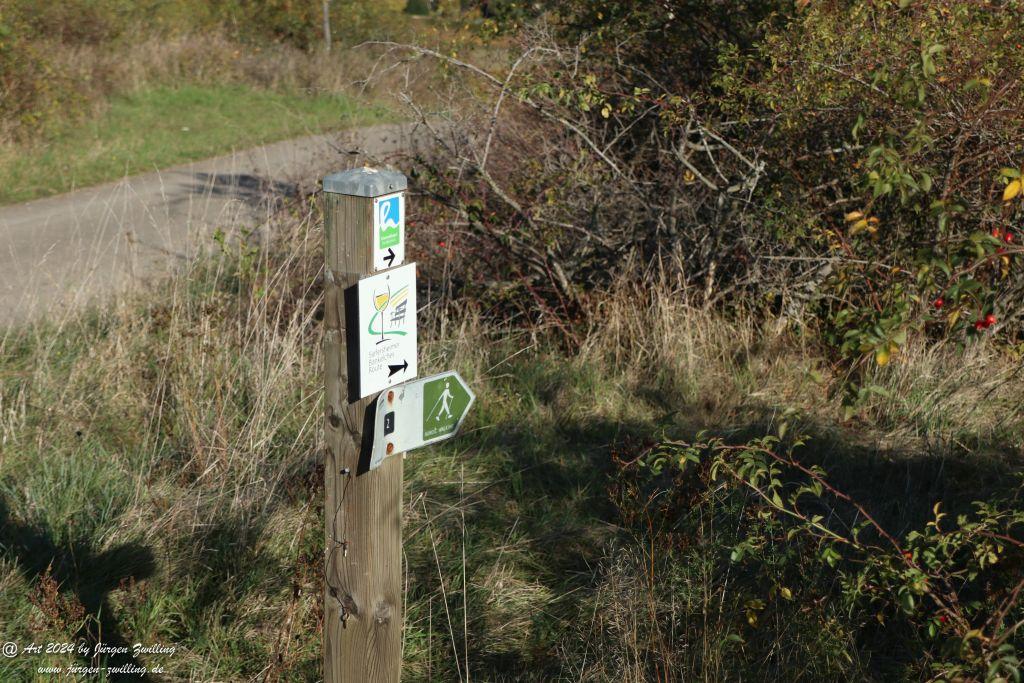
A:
322 166 474 681
322 167 408 683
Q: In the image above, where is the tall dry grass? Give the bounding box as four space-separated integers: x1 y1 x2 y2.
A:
1 182 1021 679
579 275 1024 453
0 200 330 677
39 32 422 122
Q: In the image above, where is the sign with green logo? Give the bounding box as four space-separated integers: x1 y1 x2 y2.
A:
372 192 405 271
349 263 418 400
422 375 472 440
369 371 476 470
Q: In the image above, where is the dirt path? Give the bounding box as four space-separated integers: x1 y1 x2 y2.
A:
0 124 418 327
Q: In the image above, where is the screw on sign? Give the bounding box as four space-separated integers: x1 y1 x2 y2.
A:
321 168 475 683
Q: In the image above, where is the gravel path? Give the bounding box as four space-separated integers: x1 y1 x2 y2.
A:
0 123 418 326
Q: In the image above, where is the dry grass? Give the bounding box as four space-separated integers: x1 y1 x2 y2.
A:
0 205 328 678
43 32 409 113
580 275 1024 454
0 183 1021 679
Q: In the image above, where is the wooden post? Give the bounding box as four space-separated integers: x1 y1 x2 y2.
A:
323 168 407 683
321 0 331 53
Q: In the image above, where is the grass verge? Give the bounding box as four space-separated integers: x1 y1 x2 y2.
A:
0 196 1021 680
0 84 389 204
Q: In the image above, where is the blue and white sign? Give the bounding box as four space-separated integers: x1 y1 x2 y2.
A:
373 192 405 272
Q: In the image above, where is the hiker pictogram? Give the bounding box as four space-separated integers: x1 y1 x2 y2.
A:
428 379 455 421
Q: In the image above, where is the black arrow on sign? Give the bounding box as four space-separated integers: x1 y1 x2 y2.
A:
383 248 396 267
388 360 409 377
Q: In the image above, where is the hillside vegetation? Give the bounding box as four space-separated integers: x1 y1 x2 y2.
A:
1 192 1019 680
0 0 451 201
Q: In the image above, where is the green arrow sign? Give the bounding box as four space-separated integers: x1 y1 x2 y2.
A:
370 371 476 470
422 374 472 440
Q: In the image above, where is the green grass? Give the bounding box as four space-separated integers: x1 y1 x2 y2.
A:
0 84 389 204
0 205 1022 680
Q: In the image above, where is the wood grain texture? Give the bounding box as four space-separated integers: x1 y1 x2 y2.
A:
323 191 403 683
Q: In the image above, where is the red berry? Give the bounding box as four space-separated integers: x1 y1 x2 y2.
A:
438 241 447 247
938 615 948 624
903 550 913 559
1006 232 1015 244
985 313 997 327
992 228 1003 239
933 298 944 309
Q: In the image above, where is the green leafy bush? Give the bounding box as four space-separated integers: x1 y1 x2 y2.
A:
404 0 1024 409
405 0 432 16
618 431 1024 680
717 1 1024 378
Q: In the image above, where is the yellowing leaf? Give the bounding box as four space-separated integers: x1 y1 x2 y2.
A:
1004 179 1022 202
875 348 891 366
850 219 870 235
780 587 793 600
844 211 864 222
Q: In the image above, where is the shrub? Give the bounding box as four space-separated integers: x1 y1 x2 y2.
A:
0 11 83 139
393 1 1024 407
618 431 1024 680
405 0 432 17
717 0 1024 378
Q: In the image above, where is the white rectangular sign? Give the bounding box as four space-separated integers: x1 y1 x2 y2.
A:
349 263 417 399
373 191 405 272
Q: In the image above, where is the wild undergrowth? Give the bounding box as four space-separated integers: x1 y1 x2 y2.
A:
0 191 1021 680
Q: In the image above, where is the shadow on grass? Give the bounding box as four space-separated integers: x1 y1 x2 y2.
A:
0 497 156 680
403 378 1023 680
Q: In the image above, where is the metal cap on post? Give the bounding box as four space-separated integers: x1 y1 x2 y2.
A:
323 167 408 197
